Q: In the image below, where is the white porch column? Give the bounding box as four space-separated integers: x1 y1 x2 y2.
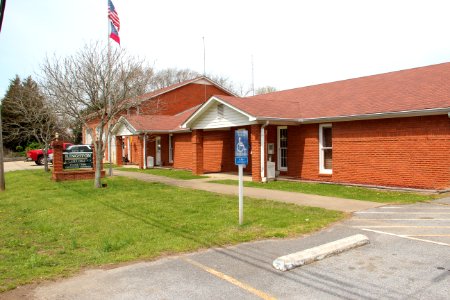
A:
261 122 269 182
143 134 147 169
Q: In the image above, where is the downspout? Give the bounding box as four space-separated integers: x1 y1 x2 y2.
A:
143 133 147 169
261 121 269 182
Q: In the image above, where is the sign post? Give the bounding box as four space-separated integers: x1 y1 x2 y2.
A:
235 129 248 225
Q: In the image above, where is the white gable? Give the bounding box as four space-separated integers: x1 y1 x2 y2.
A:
191 102 256 129
192 79 213 85
114 122 135 136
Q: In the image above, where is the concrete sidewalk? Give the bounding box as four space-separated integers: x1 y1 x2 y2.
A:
113 170 383 213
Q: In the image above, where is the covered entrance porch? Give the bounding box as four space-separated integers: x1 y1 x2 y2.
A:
182 96 299 182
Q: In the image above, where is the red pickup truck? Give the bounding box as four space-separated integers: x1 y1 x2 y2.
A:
26 143 72 165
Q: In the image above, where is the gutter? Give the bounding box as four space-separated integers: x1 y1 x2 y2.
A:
254 107 450 124
136 129 191 135
299 107 450 124
261 121 269 182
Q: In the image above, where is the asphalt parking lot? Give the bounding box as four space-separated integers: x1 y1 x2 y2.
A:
18 199 448 300
2 160 44 172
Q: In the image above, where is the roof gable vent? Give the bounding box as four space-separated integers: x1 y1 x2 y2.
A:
217 104 224 119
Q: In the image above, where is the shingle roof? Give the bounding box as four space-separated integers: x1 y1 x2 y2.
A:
125 106 199 132
217 62 450 120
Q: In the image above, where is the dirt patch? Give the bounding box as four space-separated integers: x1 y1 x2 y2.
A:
0 283 38 300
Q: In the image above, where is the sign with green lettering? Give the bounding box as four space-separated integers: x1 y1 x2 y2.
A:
63 152 93 169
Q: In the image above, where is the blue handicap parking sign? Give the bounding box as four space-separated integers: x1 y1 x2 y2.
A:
235 129 248 165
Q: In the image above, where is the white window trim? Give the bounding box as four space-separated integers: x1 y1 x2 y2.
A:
168 134 173 163
319 123 332 175
277 126 288 171
155 136 161 166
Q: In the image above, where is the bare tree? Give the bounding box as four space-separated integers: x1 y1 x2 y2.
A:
150 68 242 96
41 42 154 188
255 86 277 95
150 68 200 90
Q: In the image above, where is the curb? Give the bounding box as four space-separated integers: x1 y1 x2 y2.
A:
273 234 370 271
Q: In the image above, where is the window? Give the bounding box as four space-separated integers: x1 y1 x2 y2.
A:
169 134 173 163
277 126 288 171
319 124 332 174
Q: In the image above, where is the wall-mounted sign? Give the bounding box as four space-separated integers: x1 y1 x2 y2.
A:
235 129 248 165
63 152 93 169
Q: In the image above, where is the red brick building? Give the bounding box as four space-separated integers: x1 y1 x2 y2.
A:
87 64 450 191
84 77 235 166
182 63 450 190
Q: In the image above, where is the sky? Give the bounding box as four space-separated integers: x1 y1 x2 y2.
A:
1 0 450 98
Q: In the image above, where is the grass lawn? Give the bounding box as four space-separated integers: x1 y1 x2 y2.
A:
116 167 208 180
209 180 438 204
0 171 343 292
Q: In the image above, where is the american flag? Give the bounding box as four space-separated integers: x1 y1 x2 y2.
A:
108 0 120 31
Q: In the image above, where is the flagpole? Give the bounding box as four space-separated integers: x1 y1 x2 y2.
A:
107 0 113 176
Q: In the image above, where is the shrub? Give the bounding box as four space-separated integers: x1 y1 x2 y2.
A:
25 142 42 152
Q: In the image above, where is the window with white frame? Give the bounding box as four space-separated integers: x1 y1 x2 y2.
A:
319 124 332 174
169 134 173 163
277 126 288 171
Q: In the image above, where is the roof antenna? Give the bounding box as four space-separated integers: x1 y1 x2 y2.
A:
202 36 207 101
202 36 206 76
251 54 255 96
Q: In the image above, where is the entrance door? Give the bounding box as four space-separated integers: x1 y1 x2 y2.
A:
277 126 288 171
155 136 161 166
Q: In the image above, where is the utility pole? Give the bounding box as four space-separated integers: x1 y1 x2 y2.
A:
0 110 5 191
0 0 7 191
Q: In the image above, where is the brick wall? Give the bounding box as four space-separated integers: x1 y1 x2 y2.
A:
251 124 261 182
173 133 193 170
203 130 234 173
287 115 450 190
115 136 123 166
140 84 231 116
192 130 204 174
201 128 254 174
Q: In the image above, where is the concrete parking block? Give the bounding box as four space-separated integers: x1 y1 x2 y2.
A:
273 234 370 271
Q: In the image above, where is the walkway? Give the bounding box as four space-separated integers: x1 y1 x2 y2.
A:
113 170 383 213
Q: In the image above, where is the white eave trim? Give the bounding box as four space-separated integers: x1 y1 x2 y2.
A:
135 129 191 135
181 96 256 128
299 107 450 124
111 116 138 135
182 105 449 129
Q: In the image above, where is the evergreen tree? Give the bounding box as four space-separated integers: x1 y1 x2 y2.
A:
1 75 28 149
1 75 48 150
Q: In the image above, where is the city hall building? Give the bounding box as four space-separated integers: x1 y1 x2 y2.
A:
85 63 450 191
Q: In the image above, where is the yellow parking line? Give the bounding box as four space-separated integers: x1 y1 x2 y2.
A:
183 257 277 300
